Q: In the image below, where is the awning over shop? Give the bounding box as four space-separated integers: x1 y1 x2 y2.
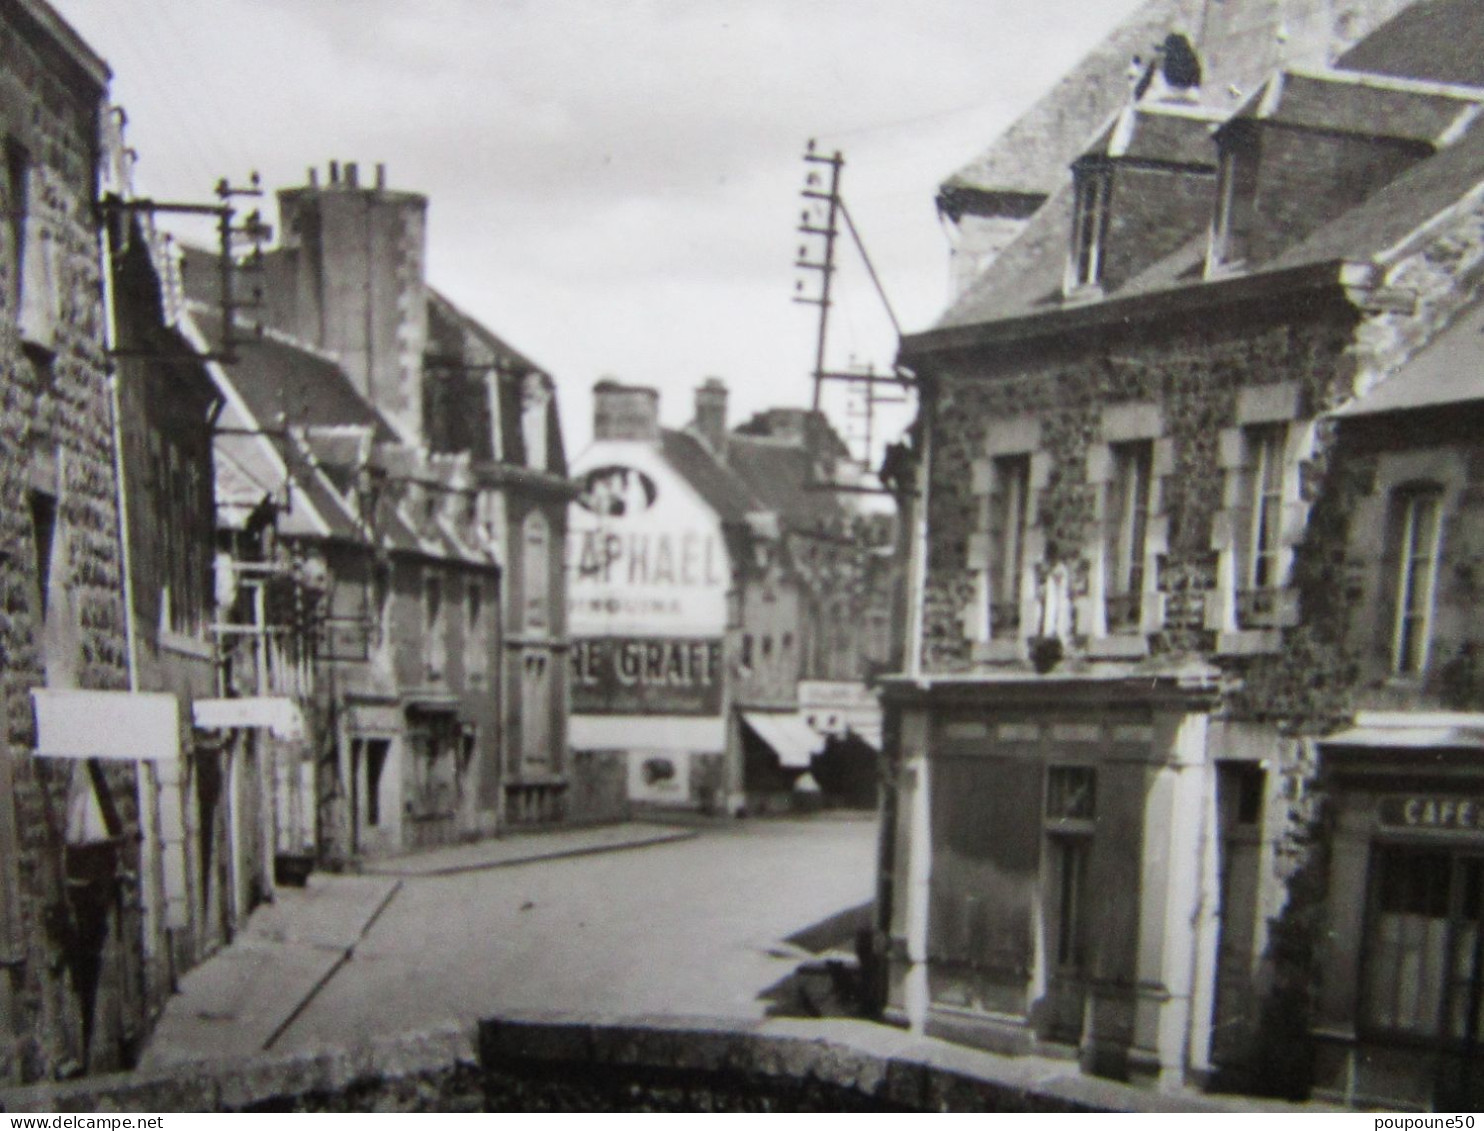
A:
192 696 306 740
742 711 826 770
31 689 180 761
1323 712 1484 751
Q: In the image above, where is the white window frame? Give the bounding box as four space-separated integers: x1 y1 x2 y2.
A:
1392 486 1444 678
1210 386 1309 651
965 417 1047 660
1067 168 1112 293
1103 440 1153 634
989 452 1032 640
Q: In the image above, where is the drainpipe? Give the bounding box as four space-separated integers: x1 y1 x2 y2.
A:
98 174 167 991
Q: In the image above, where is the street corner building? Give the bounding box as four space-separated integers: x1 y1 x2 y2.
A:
567 378 895 817
877 0 1484 1110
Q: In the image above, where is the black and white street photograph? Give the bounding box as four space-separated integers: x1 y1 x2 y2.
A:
2 0 1484 1116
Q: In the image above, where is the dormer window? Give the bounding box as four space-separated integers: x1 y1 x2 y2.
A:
1208 129 1257 274
1068 168 1112 292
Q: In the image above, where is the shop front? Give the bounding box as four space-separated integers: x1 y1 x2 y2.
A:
1314 712 1484 1110
882 672 1225 1086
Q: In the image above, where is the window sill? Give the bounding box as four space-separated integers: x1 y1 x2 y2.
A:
1061 283 1104 306
1086 634 1148 660
1216 629 1281 656
972 639 1025 664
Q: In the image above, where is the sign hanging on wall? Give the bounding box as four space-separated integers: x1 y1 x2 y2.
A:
1380 795 1484 833
571 636 723 716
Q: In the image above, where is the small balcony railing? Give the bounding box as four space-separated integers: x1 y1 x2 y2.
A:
1236 587 1282 629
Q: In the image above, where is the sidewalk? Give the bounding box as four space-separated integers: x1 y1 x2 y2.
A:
359 821 695 877
136 873 401 1071
135 822 697 1070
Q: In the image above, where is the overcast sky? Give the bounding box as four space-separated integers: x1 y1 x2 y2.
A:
52 0 1145 459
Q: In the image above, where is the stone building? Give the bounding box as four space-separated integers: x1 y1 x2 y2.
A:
185 162 598 853
879 0 1484 1108
569 379 893 814
0 0 266 1081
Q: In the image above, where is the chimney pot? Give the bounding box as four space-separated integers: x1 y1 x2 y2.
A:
376 163 387 191
329 160 340 184
346 161 359 188
308 166 319 188
593 379 660 443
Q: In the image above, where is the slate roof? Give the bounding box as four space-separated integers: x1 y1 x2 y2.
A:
929 59 1484 336
192 308 400 442
660 429 757 523
1339 0 1484 88
1336 297 1484 416
1082 103 1224 167
1266 110 1484 271
1230 68 1484 145
941 0 1409 201
427 286 568 476
725 436 844 528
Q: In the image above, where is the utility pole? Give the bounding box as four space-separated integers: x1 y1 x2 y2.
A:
792 140 912 495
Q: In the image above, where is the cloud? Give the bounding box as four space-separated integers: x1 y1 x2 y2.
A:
52 0 1149 456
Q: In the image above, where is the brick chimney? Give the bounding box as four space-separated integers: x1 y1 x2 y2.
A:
269 162 429 443
593 379 660 443
693 377 728 454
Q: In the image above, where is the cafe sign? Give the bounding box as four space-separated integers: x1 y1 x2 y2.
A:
1380 795 1484 833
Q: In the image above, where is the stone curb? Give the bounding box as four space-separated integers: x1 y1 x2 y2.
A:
360 827 698 878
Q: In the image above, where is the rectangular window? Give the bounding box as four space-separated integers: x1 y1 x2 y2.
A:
1104 441 1152 634
1210 134 1257 271
1237 424 1286 628
5 140 27 310
522 511 550 632
365 739 389 828
1363 847 1484 1041
989 454 1031 638
1393 487 1444 677
1070 170 1112 289
425 573 444 679
29 489 57 618
1046 765 1097 823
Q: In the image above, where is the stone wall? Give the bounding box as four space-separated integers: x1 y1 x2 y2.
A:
0 5 146 1085
0 1014 1325 1113
921 295 1359 673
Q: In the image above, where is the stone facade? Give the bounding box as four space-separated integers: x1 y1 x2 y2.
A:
0 0 144 1083
884 5 1484 1109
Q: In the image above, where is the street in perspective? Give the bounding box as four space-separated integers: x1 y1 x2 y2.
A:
5 0 1484 1116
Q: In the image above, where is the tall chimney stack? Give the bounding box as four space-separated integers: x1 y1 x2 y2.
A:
693 377 728 454
593 379 660 443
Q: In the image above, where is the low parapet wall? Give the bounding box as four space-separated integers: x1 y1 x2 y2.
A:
1 1014 1321 1113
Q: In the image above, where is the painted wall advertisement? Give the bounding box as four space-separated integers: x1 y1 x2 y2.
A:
571 636 724 715
569 455 731 639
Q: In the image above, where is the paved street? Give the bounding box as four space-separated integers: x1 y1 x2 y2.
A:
143 814 876 1064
